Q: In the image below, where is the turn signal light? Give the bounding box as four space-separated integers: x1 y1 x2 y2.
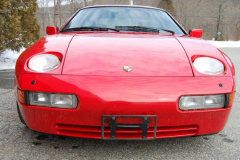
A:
17 88 25 104
228 92 235 107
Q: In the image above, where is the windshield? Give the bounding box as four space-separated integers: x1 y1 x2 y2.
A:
63 7 185 35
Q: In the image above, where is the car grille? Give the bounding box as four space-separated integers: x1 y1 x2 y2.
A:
55 124 198 139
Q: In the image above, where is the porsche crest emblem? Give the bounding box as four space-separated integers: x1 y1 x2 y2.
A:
123 66 133 72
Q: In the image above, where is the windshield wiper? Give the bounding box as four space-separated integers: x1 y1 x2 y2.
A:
115 26 175 35
61 27 120 32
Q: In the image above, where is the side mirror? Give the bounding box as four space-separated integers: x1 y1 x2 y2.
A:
46 26 58 35
189 29 203 38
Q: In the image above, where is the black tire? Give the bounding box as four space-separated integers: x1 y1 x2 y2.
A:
16 101 27 125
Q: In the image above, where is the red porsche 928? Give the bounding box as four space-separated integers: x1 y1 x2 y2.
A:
15 5 236 140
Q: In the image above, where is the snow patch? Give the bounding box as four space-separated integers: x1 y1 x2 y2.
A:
207 40 240 48
0 48 25 70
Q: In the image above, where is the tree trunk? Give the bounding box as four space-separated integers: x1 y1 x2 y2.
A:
84 0 87 7
59 0 62 27
217 4 222 33
0 49 3 55
53 0 57 26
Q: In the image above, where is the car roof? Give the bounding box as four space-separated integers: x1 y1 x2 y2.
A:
81 5 166 12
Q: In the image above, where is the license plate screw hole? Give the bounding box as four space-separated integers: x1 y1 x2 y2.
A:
104 119 109 123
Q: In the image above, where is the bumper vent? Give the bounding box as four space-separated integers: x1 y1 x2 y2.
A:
55 124 198 139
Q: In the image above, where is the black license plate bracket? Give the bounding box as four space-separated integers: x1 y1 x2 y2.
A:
102 115 157 140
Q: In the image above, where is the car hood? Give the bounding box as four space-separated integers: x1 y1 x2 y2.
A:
62 33 193 76
62 33 193 77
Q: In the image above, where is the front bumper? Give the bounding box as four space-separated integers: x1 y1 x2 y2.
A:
16 74 235 139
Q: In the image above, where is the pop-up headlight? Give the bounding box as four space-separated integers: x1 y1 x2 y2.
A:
193 57 224 75
28 54 60 72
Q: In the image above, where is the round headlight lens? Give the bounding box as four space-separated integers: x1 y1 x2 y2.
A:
28 54 60 72
193 57 224 75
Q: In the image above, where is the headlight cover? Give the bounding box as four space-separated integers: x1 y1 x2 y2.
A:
29 92 78 109
179 95 225 110
28 54 60 72
193 57 224 75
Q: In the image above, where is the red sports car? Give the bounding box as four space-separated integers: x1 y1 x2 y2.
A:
15 5 236 140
